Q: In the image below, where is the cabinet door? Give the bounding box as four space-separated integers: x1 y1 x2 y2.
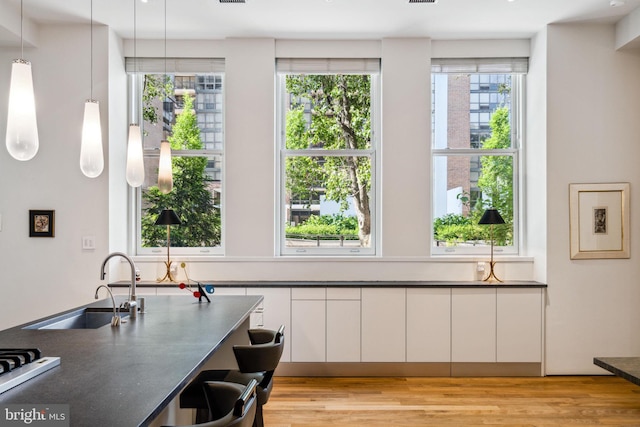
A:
291 300 326 362
291 288 326 362
497 288 543 362
451 288 496 363
361 288 406 362
406 288 451 362
327 299 361 362
246 288 291 362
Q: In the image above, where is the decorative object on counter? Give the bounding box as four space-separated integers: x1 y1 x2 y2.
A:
125 0 144 187
95 284 121 326
178 262 212 302
569 182 630 260
478 208 504 282
29 210 55 238
155 209 181 282
79 0 104 178
6 0 39 162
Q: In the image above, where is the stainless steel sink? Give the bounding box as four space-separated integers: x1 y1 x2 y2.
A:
24 308 128 330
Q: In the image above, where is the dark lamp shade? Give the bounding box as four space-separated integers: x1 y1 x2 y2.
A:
155 209 181 226
478 208 505 225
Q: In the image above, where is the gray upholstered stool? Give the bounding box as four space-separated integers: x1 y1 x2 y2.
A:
180 326 285 427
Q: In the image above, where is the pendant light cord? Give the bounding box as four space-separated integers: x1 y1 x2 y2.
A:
164 0 167 98
164 0 168 139
90 0 93 100
20 0 24 59
134 0 137 64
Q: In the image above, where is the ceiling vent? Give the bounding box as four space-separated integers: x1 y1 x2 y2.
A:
219 0 246 3
408 0 438 3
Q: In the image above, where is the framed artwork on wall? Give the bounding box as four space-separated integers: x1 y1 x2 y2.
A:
569 183 629 259
29 210 55 238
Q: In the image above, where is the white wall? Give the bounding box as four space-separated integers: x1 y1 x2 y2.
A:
11 25 640 377
0 24 111 329
526 30 547 281
545 23 640 374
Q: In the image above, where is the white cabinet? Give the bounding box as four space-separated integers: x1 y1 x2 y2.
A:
291 288 326 362
497 288 543 363
327 288 361 362
361 288 406 362
406 288 451 362
246 287 291 362
451 288 496 363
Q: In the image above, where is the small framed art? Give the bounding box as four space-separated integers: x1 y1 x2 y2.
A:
29 210 55 238
569 183 629 259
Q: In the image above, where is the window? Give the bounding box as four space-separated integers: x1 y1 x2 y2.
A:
276 58 380 255
431 58 527 255
126 58 225 256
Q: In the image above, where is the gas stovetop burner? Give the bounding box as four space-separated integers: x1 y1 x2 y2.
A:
0 348 60 394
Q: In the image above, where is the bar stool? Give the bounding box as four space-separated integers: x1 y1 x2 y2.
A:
164 379 257 427
181 325 285 427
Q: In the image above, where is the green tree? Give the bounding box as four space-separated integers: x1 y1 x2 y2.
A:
141 94 220 247
285 74 372 246
477 106 512 245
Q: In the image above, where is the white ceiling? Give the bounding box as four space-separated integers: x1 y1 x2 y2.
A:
1 0 640 43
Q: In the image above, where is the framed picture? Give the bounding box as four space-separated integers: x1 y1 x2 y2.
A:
29 210 55 238
569 183 629 259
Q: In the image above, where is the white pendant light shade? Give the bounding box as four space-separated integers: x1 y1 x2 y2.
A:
6 59 39 161
157 140 173 194
126 124 145 187
80 100 104 178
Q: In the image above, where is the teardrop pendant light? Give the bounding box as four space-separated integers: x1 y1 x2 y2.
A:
80 0 104 178
157 0 173 194
6 0 39 161
125 0 144 187
157 140 173 194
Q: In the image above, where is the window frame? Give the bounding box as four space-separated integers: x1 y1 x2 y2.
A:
431 59 526 256
126 58 225 257
275 59 381 256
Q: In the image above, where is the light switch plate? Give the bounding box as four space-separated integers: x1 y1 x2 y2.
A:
82 235 96 250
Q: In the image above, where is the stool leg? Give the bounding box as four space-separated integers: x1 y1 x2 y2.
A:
195 407 210 424
253 403 264 427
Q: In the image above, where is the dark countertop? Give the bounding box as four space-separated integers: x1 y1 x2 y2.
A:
594 357 640 386
110 280 547 289
0 295 262 426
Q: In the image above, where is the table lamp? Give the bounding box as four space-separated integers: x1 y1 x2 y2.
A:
478 208 505 282
155 209 181 282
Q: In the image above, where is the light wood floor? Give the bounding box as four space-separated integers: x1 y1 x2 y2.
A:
263 376 640 426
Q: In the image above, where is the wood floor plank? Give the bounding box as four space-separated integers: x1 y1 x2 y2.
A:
264 376 640 426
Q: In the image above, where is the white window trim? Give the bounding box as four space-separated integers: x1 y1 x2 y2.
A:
430 68 525 256
127 67 226 257
275 59 381 256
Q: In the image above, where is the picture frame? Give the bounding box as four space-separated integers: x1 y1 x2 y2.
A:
29 210 55 238
569 183 629 259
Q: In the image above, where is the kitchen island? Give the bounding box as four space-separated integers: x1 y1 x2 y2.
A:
594 357 640 387
0 294 262 426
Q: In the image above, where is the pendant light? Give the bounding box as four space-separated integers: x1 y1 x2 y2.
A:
158 140 173 194
157 0 173 194
125 0 144 187
80 0 104 178
6 0 39 161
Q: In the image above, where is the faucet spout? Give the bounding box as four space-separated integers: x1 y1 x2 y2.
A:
95 284 120 326
100 252 138 318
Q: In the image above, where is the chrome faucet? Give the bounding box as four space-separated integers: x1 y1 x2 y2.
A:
95 285 121 326
100 252 138 319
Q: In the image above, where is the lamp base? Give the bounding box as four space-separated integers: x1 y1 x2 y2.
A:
157 261 177 282
482 261 502 283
